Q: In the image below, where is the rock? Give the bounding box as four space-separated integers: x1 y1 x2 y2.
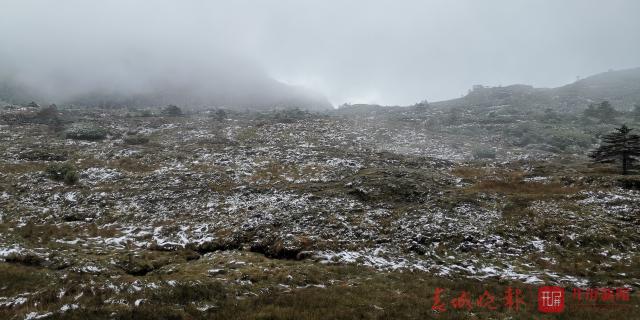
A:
208 268 226 276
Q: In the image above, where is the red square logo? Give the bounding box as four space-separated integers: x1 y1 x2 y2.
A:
538 286 565 313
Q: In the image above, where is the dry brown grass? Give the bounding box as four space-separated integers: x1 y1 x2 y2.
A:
0 162 47 174
451 166 491 179
584 163 624 175
462 170 580 196
15 222 121 244
470 179 579 195
249 161 327 186
1 257 637 320
108 158 158 173
249 162 289 183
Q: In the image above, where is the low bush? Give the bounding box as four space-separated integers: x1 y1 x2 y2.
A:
45 162 79 185
162 104 183 116
472 147 496 159
505 123 594 152
19 149 68 161
65 123 108 141
4 252 46 267
547 129 593 151
124 135 150 145
33 104 62 125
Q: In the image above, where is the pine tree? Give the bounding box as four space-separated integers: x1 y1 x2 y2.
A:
590 125 640 175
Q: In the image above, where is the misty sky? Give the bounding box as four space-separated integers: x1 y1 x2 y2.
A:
1 0 640 106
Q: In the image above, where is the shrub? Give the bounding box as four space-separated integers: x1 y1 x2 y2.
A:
211 108 227 121
546 129 593 151
33 104 62 125
4 252 45 266
63 170 80 185
124 134 149 145
506 123 594 152
25 101 40 108
472 147 496 159
46 162 79 185
19 149 67 161
65 123 108 141
162 104 183 116
618 177 640 190
583 101 619 123
118 258 156 276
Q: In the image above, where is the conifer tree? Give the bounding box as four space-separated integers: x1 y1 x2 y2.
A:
590 125 640 175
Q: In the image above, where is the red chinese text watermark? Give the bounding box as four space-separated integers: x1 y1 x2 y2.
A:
431 286 632 314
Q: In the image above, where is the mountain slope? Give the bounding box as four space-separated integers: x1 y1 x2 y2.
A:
554 67 640 109
432 67 640 111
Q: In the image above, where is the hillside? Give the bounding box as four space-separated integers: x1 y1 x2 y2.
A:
432 67 640 111
1 105 638 319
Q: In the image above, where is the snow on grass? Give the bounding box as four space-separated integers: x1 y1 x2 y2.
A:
0 295 28 308
81 167 122 184
60 303 79 312
24 312 54 320
0 245 24 258
577 189 639 205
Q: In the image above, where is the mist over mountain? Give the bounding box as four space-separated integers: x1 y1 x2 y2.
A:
3 1 640 107
0 1 339 110
4 66 639 112
0 60 332 110
432 67 640 111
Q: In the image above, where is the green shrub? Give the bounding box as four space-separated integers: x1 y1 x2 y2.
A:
472 147 496 159
546 129 593 151
583 101 619 123
19 149 67 161
65 123 108 141
4 252 45 266
210 108 228 121
33 104 62 125
124 135 149 145
46 162 79 185
505 123 594 152
63 170 80 185
162 104 183 116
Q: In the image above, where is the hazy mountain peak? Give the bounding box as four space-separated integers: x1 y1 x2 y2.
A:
433 67 640 111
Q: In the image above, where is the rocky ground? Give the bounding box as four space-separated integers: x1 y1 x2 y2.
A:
0 104 638 319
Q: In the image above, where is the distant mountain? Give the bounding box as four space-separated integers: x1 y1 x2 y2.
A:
63 79 333 111
432 67 640 111
0 66 332 111
554 67 640 109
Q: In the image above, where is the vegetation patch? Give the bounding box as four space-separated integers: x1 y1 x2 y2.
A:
124 134 150 145
45 162 80 185
65 123 108 141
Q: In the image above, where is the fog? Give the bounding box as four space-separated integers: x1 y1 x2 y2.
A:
1 0 639 107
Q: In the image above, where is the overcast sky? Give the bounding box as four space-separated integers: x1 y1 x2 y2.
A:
1 0 639 106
